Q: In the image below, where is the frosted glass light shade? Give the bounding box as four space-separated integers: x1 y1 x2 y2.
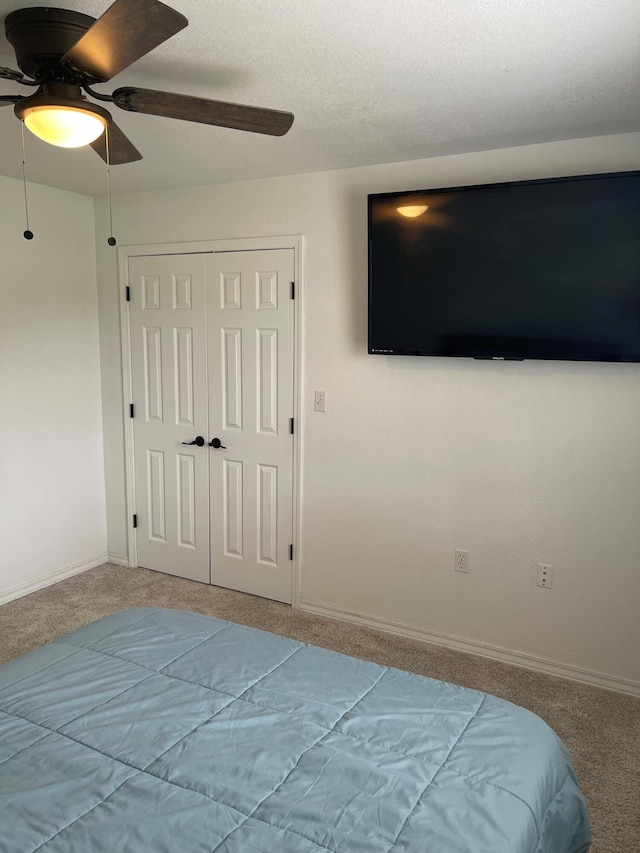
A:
23 106 107 148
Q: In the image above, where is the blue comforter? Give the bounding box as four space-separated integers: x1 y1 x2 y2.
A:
0 607 591 852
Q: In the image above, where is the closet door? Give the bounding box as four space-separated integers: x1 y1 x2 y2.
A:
128 248 295 603
206 249 295 603
129 254 210 583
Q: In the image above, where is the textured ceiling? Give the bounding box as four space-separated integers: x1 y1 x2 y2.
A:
0 0 638 196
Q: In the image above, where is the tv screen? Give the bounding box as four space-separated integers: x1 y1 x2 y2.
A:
368 171 640 362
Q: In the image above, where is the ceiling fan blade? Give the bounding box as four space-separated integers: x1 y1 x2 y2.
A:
0 95 22 106
112 87 294 136
1 66 26 83
63 0 187 82
91 120 143 164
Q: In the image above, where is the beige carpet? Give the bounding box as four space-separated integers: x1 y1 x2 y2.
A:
1 563 638 852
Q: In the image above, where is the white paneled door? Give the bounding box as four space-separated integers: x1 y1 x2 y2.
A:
207 250 295 602
130 254 209 584
129 248 295 603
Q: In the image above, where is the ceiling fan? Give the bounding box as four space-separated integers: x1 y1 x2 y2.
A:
0 0 294 164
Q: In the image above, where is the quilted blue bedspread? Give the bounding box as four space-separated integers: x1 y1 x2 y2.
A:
0 607 591 852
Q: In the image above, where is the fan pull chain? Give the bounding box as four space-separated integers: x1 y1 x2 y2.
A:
106 124 116 247
20 121 33 240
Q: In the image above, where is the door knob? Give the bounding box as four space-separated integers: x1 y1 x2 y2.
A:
181 436 205 447
209 437 226 449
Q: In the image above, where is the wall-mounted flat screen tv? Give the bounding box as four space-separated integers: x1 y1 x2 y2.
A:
368 171 640 362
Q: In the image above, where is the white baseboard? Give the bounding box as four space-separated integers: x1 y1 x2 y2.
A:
106 553 130 567
0 553 109 606
299 598 640 698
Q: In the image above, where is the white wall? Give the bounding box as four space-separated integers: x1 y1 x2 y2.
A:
95 133 640 691
0 176 107 603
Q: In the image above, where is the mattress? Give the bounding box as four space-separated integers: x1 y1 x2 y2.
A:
0 607 591 852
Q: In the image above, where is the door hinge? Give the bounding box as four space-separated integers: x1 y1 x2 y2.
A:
289 417 294 434
289 544 294 561
132 514 138 528
129 403 134 418
290 281 295 299
125 285 131 302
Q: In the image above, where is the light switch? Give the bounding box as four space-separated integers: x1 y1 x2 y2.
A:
314 390 327 412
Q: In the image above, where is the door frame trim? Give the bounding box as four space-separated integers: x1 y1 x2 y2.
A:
118 235 304 607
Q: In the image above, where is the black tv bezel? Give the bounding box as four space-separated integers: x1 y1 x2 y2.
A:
367 170 640 363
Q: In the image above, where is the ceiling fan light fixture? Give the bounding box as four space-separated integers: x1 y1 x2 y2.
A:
24 106 106 148
15 97 111 148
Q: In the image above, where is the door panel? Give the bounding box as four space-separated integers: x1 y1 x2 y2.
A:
207 250 294 603
129 254 209 583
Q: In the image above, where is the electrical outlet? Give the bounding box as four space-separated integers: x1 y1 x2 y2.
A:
455 549 470 573
537 563 553 589
314 390 327 412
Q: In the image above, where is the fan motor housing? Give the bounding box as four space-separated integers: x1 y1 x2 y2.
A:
4 7 96 79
